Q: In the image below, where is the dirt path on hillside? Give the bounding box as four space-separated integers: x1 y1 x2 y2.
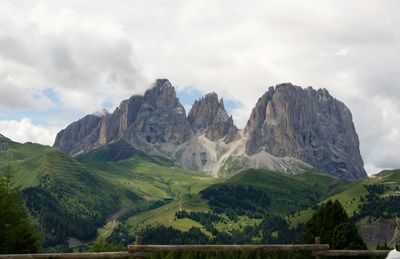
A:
68 207 129 248
98 207 129 239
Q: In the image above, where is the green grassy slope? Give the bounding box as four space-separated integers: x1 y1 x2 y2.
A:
202 168 350 216
328 169 400 212
290 170 400 248
109 192 264 243
4 136 392 248
82 157 220 206
0 138 120 247
112 168 349 244
76 139 220 206
76 139 173 165
0 139 54 188
125 195 211 234
0 138 220 248
290 170 400 229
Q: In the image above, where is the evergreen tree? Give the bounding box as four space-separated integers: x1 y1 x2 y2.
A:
0 164 41 254
300 200 366 250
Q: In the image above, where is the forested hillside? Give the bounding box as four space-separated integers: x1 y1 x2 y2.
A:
1 136 398 252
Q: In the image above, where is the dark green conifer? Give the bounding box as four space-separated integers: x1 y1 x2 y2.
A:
300 200 366 250
0 164 41 254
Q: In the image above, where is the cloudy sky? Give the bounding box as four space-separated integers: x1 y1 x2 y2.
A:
0 0 399 174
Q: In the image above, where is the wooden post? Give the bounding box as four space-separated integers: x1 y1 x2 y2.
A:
314 237 321 259
134 236 142 259
135 236 143 246
133 236 150 259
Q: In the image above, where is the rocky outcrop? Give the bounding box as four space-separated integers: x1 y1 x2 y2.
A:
54 95 144 156
359 217 399 247
188 93 238 142
126 79 192 145
98 95 144 145
53 114 104 155
54 79 193 156
244 83 366 180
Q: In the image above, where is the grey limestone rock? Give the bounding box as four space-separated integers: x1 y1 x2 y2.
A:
126 79 193 145
53 114 104 155
244 83 366 180
188 92 238 142
98 95 144 145
54 96 144 156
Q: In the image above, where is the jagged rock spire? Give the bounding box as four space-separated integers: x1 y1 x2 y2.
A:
188 92 238 142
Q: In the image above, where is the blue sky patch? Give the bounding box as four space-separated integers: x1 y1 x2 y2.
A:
176 87 241 116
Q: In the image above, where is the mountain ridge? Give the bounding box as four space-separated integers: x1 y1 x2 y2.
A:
53 79 366 180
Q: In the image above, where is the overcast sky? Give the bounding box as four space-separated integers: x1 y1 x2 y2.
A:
0 0 399 174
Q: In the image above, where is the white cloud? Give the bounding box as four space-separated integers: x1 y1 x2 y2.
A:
336 48 349 56
0 0 399 174
0 0 148 113
0 118 59 146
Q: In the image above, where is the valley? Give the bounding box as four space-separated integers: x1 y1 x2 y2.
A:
1 81 398 252
2 130 400 251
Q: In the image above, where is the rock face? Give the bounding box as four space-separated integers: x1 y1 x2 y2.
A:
126 79 192 145
98 95 144 145
244 83 366 179
53 114 104 155
54 95 144 156
54 79 193 156
188 93 238 142
54 80 366 180
359 217 399 247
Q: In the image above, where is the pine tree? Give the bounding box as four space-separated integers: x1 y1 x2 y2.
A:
300 200 366 250
0 164 41 254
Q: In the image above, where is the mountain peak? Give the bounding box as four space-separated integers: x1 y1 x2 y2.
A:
92 109 109 117
143 79 180 110
204 92 226 110
245 83 366 180
275 82 294 88
188 92 237 142
188 92 226 130
126 79 192 145
153 78 173 90
205 92 218 98
274 83 332 98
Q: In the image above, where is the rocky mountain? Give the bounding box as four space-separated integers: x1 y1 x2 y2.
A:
188 93 238 143
244 83 366 180
53 79 367 180
98 95 144 145
126 79 192 146
53 114 104 155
